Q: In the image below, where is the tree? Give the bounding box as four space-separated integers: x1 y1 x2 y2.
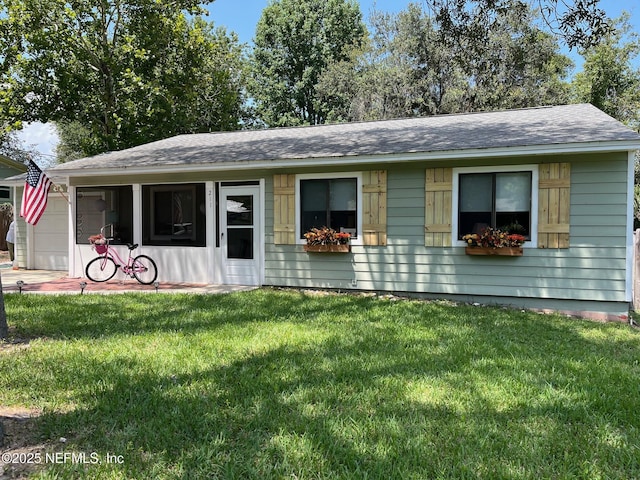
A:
459 4 573 112
0 0 246 158
317 42 422 122
250 0 367 127
0 130 42 165
318 2 572 122
571 14 640 132
53 122 93 163
425 0 613 50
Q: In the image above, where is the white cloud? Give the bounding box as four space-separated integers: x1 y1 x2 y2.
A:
16 122 59 158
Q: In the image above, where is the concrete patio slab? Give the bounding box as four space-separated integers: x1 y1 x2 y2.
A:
0 265 255 295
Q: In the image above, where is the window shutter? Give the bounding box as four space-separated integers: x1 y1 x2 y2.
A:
538 163 570 249
425 168 452 247
362 170 387 246
273 174 296 245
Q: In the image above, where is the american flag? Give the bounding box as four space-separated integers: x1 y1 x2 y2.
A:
20 160 52 225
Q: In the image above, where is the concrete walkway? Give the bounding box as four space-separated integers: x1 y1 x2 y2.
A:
0 265 255 295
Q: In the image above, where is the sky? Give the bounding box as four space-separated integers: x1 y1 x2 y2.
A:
17 0 640 159
208 0 411 44
208 0 639 46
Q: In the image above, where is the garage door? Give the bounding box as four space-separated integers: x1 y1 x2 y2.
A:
32 194 68 270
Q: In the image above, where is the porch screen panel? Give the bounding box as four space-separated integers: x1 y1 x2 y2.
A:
142 184 206 246
76 186 133 244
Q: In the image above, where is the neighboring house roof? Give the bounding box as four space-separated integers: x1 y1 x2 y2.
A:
1 171 67 185
0 155 28 175
52 104 640 175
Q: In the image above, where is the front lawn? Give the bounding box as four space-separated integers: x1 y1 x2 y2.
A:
1 289 639 479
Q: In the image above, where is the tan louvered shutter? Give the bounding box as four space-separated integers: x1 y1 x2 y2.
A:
273 174 296 245
362 170 387 246
538 163 570 248
425 168 452 246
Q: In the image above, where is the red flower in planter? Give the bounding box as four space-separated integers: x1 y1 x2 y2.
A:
506 234 526 245
463 228 525 248
304 227 351 245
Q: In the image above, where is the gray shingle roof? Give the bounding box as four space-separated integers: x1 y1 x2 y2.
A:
52 104 640 173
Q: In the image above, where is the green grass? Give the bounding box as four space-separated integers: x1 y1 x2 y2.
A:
1 289 640 479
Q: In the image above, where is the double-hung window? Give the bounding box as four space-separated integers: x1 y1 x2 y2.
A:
455 166 537 243
297 174 361 242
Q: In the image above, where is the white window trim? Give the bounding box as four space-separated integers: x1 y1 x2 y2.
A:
452 164 539 248
295 172 363 246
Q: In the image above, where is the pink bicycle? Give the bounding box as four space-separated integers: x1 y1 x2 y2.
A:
86 225 158 284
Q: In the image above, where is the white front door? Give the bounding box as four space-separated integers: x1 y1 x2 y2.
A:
219 186 261 285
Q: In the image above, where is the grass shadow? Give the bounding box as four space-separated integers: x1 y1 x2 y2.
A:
6 293 636 478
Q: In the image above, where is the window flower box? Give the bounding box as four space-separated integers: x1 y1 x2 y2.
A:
303 227 351 253
304 244 351 253
462 228 525 257
465 246 523 256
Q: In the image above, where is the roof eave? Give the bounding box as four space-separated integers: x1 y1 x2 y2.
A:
0 155 27 172
54 140 640 178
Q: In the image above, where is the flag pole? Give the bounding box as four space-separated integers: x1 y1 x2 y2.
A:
52 184 70 205
29 159 70 205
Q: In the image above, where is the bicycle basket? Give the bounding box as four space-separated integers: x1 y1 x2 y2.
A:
95 244 108 254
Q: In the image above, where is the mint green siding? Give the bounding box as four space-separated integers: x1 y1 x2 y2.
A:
0 160 26 202
264 153 631 318
0 165 21 179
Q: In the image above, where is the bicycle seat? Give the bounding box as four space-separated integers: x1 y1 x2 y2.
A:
127 243 138 251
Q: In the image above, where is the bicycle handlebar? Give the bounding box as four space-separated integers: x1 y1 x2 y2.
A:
100 224 115 240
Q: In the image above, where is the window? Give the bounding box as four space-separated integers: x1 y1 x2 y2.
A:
142 184 206 246
458 170 533 239
299 177 358 239
76 186 133 244
226 194 254 259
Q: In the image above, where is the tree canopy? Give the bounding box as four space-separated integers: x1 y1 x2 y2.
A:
0 0 245 159
317 2 572 122
0 130 41 164
0 0 633 160
249 0 367 127
425 0 613 50
571 14 640 133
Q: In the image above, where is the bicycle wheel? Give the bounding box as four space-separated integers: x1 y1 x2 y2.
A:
86 256 118 282
132 255 158 285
